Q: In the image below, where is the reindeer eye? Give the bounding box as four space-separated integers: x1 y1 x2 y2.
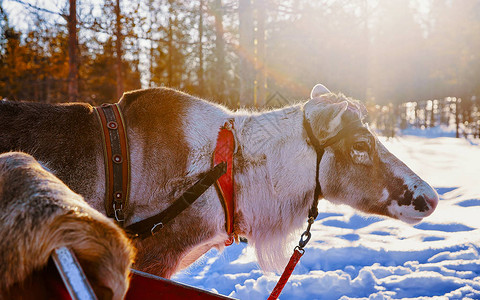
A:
353 141 369 152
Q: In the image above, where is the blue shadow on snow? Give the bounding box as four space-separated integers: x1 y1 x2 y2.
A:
414 222 474 232
322 214 383 229
370 230 391 236
456 199 480 207
422 236 445 242
315 212 343 220
434 187 458 196
338 233 360 241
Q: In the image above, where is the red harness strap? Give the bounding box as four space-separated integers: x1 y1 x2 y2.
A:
212 120 236 246
94 103 130 224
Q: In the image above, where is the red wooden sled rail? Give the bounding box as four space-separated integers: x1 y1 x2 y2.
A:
49 247 236 300
127 270 235 300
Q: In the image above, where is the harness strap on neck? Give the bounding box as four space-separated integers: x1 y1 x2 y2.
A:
269 111 365 299
123 121 236 241
94 103 130 225
125 162 227 239
213 120 237 246
303 112 364 219
302 114 324 219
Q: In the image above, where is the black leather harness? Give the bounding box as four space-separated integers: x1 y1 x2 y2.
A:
95 101 364 241
95 103 228 238
302 110 364 230
125 163 227 239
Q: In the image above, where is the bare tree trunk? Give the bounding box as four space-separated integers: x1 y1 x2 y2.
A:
214 0 226 102
167 0 174 87
167 19 173 86
414 102 418 127
198 0 204 95
67 0 78 102
438 99 445 125
238 0 254 107
149 39 154 87
46 78 51 103
429 100 435 127
422 101 427 128
148 0 155 88
362 0 370 101
256 0 266 107
114 0 124 99
455 98 460 138
167 18 173 86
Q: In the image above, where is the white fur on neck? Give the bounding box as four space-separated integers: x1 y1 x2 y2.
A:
234 105 317 271
181 100 318 272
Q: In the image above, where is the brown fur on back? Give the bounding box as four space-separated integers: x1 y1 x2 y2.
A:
118 88 215 276
0 89 213 278
119 87 189 200
0 100 101 199
0 152 135 300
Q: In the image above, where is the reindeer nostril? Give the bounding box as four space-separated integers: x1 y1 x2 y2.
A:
424 194 439 211
410 183 439 215
413 185 417 189
413 195 429 212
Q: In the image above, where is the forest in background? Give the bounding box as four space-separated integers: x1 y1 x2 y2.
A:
1 0 480 129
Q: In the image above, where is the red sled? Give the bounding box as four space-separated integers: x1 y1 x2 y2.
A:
39 247 236 300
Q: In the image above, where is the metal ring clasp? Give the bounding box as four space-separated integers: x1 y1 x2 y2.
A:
298 231 311 249
113 203 125 222
151 222 164 236
298 216 315 249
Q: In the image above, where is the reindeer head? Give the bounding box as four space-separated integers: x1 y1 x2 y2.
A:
303 84 438 224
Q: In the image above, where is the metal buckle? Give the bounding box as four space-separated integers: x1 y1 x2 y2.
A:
151 222 164 236
113 203 125 222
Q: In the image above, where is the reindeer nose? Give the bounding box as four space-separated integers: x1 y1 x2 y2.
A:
413 184 439 214
424 193 439 211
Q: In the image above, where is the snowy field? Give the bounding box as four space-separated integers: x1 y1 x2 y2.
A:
174 128 480 300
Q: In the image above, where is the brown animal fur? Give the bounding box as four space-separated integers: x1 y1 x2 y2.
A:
0 101 101 202
0 89 212 278
117 89 214 277
0 152 135 300
0 90 209 278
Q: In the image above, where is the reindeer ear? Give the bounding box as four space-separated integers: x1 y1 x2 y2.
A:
310 84 331 98
304 99 348 143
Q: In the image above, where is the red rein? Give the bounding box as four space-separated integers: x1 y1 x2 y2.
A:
268 217 314 299
267 248 304 300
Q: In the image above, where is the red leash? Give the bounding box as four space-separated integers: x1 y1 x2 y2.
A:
267 248 304 300
268 217 314 300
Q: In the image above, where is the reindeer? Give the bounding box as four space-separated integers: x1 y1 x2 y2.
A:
0 84 438 278
0 152 135 299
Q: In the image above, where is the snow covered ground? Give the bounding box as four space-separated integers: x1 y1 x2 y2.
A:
173 128 480 300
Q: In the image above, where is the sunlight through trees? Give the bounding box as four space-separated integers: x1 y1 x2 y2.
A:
0 0 479 109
